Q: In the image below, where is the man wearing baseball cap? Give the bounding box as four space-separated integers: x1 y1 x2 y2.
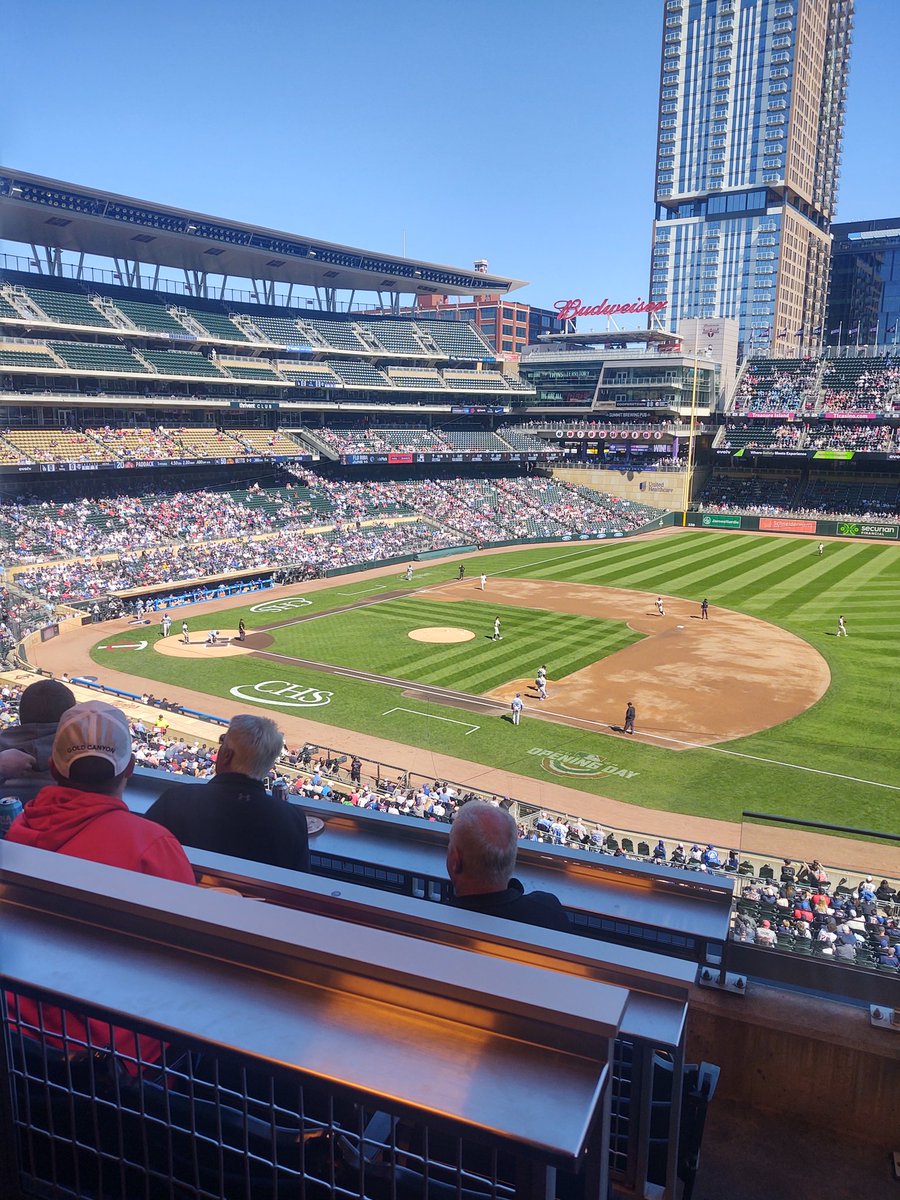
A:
5 700 195 1075
6 699 194 882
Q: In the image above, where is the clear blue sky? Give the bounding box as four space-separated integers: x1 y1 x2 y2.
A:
3 0 898 315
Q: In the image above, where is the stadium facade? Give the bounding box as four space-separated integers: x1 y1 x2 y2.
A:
650 0 853 357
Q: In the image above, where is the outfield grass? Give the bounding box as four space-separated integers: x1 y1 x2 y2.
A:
90 532 900 830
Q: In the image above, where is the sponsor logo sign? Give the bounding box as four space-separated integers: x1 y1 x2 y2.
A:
837 522 898 540
553 297 668 321
528 747 638 780
758 517 817 534
701 514 741 528
229 680 334 708
249 597 312 614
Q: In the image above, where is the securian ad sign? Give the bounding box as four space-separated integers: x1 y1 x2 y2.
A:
838 522 898 539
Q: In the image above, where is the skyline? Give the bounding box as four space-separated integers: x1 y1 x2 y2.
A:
3 0 898 324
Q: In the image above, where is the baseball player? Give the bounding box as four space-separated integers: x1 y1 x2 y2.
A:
837 614 848 637
817 543 825 556
480 573 487 591
656 596 665 617
492 616 502 641
535 675 547 701
238 618 246 642
160 612 171 638
700 598 709 620
181 620 190 644
624 701 636 735
510 693 523 726
405 563 413 582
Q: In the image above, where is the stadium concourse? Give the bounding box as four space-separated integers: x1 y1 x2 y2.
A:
16 545 897 881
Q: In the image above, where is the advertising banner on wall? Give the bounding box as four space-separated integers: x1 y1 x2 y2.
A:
700 514 742 528
758 517 817 534
832 521 898 540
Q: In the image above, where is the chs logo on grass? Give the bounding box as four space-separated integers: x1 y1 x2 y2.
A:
528 747 638 780
229 680 334 708
249 597 312 614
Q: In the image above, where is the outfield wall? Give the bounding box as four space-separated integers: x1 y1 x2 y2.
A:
553 466 690 509
687 512 899 539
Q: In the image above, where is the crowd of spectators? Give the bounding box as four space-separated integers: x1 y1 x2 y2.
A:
696 473 900 520
805 422 894 452
733 863 899 968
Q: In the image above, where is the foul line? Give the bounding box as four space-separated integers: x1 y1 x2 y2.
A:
383 707 480 735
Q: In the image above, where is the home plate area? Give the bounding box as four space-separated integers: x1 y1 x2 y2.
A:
154 629 274 658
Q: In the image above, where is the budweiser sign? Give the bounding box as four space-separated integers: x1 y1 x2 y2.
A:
554 297 668 321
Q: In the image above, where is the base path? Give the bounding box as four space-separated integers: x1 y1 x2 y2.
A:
421 579 830 748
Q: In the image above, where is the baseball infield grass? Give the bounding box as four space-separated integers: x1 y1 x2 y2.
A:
90 532 899 831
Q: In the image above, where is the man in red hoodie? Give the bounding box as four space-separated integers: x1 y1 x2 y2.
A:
6 699 195 1070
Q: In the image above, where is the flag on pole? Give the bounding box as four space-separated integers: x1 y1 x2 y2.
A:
829 328 841 335
793 327 804 336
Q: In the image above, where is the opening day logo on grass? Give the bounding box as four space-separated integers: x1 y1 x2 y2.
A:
528 748 638 780
249 597 313 613
229 680 334 707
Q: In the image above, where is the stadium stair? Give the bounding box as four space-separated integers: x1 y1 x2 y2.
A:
283 428 337 460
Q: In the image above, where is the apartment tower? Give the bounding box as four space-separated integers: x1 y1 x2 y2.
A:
649 0 853 356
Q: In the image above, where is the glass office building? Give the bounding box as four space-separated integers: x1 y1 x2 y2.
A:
827 218 900 347
649 0 853 357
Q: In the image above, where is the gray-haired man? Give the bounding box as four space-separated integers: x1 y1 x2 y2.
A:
146 714 309 871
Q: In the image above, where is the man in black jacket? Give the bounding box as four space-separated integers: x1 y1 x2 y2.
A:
446 801 570 932
146 714 309 872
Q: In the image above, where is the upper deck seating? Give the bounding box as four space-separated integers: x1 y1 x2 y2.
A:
732 358 818 413
4 429 110 463
108 299 188 336
443 371 508 390
22 287 112 329
248 315 313 348
360 321 428 355
326 360 391 388
178 308 250 342
170 427 249 457
229 429 307 455
302 318 367 352
0 344 58 369
444 430 510 451
386 367 445 389
416 319 495 359
279 363 341 387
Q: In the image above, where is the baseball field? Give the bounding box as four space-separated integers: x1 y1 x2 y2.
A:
88 529 899 832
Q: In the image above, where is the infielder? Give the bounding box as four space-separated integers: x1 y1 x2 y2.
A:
480 573 487 591
492 616 502 641
656 596 665 617
535 675 547 701
511 693 523 726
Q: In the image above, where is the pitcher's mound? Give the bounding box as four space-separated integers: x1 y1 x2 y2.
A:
408 626 475 644
154 629 273 658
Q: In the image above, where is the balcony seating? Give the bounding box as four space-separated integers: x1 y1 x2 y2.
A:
0 344 58 369
169 427 249 457
227 429 307 455
326 360 391 388
220 360 282 380
497 427 546 451
386 367 445 389
179 308 250 341
444 430 510 451
302 317 367 352
86 427 187 461
4 429 110 463
140 349 223 377
279 363 340 387
0 294 22 319
360 321 428 355
443 371 508 390
49 341 148 374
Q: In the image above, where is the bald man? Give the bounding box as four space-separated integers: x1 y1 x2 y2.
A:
446 801 570 932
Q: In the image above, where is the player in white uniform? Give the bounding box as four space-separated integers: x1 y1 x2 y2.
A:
837 614 848 637
405 563 413 582
480 573 487 591
817 543 825 556
181 621 190 644
160 612 171 638
510 693 523 725
656 596 665 616
492 617 502 641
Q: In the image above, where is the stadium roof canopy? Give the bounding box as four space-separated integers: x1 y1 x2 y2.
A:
540 329 677 346
0 168 526 301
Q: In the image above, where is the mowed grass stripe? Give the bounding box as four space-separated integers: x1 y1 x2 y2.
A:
773 545 897 619
270 597 640 693
668 539 807 602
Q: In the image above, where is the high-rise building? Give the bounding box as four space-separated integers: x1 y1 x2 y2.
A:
827 218 900 347
649 0 853 357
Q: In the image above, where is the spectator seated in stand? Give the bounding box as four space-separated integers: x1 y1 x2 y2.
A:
146 714 310 873
0 679 76 787
445 801 571 933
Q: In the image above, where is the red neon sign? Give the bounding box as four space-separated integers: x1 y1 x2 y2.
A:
554 297 668 321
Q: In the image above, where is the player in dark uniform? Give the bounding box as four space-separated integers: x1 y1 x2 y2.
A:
701 598 709 620
624 702 636 735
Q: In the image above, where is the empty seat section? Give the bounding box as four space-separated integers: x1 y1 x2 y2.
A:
444 430 510 451
141 350 222 376
0 294 23 319
416 319 494 359
443 371 508 390
250 316 313 348
171 427 248 457
0 344 58 369
108 299 188 335
360 321 428 354
23 287 112 328
302 318 366 352
280 364 340 387
180 308 249 341
220 360 282 380
387 368 445 389
379 428 452 451
49 342 148 373
228 429 307 455
326 360 390 387
497 427 546 451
